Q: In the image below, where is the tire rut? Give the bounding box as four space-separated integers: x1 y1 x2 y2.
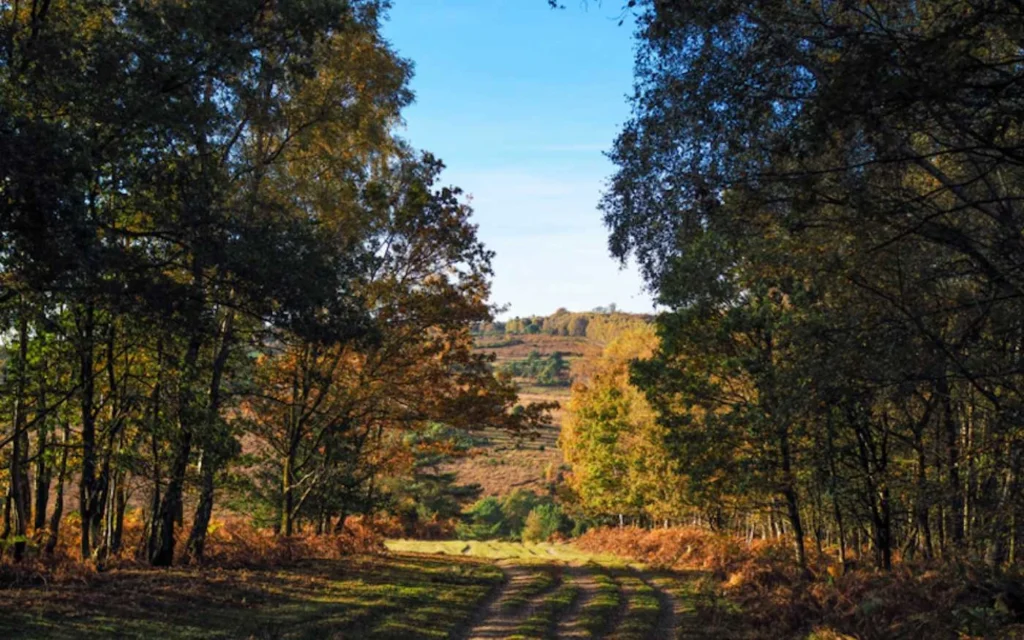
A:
637 570 677 640
555 564 601 639
462 562 561 639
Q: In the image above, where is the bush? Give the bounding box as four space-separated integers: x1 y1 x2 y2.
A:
457 490 576 541
522 504 567 543
456 497 506 540
500 490 545 539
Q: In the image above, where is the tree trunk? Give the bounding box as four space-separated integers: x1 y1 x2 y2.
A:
281 450 295 536
10 312 31 561
941 384 964 548
33 403 51 533
149 425 192 566
78 303 97 560
915 445 934 560
44 422 71 555
182 309 235 563
184 452 216 563
779 425 807 569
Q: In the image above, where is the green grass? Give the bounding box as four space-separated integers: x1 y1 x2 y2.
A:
500 566 560 612
578 565 623 637
0 554 502 639
385 539 624 565
608 573 661 640
508 581 581 640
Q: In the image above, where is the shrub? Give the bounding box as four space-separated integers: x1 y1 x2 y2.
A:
456 497 506 540
500 489 545 540
521 503 567 543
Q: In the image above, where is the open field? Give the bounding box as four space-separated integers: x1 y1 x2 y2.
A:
446 335 585 496
386 539 625 565
475 334 601 363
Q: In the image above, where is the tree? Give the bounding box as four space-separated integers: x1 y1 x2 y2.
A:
562 325 686 527
0 0 552 567
599 0 1024 569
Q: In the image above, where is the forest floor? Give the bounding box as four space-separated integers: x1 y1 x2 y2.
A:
0 540 744 639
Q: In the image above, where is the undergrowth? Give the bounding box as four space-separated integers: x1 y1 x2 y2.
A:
576 526 1024 639
0 515 385 586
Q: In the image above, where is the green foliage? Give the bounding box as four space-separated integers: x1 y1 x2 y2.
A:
503 311 649 345
385 425 483 531
594 0 1024 570
457 497 507 540
521 503 569 543
498 351 569 386
0 0 553 565
562 325 685 523
457 490 573 542
499 490 546 540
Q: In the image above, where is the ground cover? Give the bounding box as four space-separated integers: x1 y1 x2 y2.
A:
0 554 502 639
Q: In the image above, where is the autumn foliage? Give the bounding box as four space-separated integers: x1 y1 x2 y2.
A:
577 526 1024 639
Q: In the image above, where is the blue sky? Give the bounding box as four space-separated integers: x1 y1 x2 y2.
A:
382 1 654 318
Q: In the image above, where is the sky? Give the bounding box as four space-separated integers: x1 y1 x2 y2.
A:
381 0 655 319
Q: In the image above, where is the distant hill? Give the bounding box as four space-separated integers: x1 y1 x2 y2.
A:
450 311 652 497
473 308 652 345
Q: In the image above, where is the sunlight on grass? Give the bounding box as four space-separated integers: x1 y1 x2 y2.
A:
385 539 626 565
0 554 502 640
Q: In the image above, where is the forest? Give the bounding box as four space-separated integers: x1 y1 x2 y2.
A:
3 1 1024 639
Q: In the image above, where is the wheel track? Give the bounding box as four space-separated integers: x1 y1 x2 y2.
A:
461 562 562 639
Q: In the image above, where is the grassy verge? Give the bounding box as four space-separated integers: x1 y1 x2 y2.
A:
0 554 502 639
608 573 661 640
578 565 622 637
508 580 581 640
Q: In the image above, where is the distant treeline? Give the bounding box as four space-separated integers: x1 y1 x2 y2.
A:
473 308 651 344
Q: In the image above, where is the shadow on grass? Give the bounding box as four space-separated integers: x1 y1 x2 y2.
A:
0 554 502 640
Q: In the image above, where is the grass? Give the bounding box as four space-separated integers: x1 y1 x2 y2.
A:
508 581 581 640
385 539 624 565
0 554 502 639
578 565 623 637
500 565 560 612
608 573 661 640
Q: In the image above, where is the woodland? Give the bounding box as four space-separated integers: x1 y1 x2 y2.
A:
3 1 1024 639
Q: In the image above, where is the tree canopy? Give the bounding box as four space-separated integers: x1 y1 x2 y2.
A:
0 0 549 566
584 0 1024 570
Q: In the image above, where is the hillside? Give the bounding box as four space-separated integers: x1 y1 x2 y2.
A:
440 333 582 496
445 317 640 497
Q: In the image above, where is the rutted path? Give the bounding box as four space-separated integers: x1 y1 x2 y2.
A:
388 540 692 640
555 564 600 638
638 571 678 640
464 562 561 639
